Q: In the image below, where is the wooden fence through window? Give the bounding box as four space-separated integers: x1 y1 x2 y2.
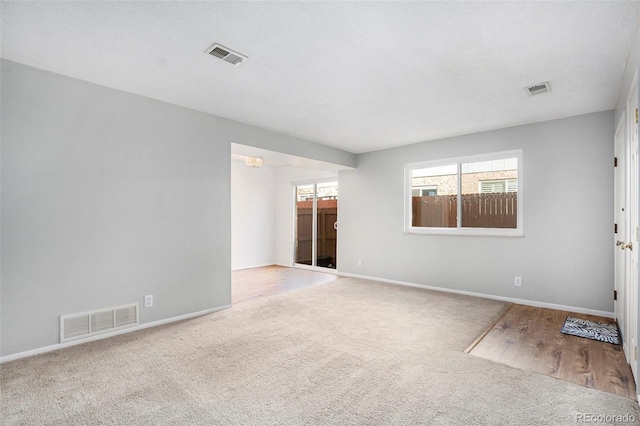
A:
412 193 517 229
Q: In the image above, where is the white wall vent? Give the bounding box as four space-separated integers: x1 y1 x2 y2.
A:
205 43 247 66
526 81 551 96
60 303 138 343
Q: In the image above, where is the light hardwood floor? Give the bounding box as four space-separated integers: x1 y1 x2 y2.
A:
232 265 339 304
467 304 636 400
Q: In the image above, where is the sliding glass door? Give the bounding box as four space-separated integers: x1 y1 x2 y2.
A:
295 184 314 266
294 181 338 269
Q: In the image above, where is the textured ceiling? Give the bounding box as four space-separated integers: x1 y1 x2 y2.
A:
2 1 639 154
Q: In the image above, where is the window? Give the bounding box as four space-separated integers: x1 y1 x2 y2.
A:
479 179 517 194
412 186 438 197
405 150 523 236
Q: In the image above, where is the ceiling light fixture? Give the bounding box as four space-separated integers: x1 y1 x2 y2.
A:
245 157 263 168
205 43 247 66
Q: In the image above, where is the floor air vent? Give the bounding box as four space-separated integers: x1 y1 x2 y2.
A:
60 303 138 343
205 43 247 66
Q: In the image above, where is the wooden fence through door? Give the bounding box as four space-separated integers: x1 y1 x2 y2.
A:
296 199 337 267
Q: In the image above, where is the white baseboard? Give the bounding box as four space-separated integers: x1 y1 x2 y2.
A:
0 304 232 364
335 271 614 318
232 263 276 271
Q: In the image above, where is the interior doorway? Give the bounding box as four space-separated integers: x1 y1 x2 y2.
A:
294 180 338 270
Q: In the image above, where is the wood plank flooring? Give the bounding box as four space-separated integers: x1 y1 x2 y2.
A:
232 265 339 304
467 304 636 400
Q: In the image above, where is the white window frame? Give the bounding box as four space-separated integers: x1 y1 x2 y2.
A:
404 149 523 237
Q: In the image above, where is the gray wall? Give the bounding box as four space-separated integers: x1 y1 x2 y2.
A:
0 60 354 357
0 58 618 356
338 111 614 312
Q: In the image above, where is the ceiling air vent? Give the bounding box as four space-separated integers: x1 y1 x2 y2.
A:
205 43 247 66
526 81 551 96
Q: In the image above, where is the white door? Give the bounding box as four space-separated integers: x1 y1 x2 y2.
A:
627 74 639 381
614 115 627 353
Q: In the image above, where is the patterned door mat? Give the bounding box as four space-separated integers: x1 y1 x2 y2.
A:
560 317 620 345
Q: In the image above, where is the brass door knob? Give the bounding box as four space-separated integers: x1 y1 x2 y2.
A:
617 241 633 250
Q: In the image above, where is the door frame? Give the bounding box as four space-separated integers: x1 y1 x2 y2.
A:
291 178 339 272
625 68 639 383
615 112 629 359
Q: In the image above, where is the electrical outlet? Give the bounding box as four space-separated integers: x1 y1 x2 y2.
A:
357 259 363 267
144 295 153 308
514 276 522 287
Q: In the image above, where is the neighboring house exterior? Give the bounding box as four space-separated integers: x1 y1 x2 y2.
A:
412 158 518 196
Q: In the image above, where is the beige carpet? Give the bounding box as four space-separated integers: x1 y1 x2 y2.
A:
1 278 638 425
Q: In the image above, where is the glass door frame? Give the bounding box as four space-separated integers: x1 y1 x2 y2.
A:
292 178 338 271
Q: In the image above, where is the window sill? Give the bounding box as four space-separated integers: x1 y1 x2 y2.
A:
405 227 524 237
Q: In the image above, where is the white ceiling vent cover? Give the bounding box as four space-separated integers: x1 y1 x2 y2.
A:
526 81 551 96
60 303 138 343
205 43 247 66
